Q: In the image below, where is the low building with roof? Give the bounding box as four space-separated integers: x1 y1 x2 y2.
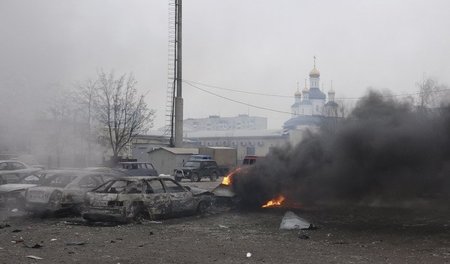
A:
147 147 198 175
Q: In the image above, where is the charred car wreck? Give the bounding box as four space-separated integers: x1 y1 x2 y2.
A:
25 169 124 214
82 176 213 222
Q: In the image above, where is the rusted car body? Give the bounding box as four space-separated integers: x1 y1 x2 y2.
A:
82 176 213 222
25 169 124 214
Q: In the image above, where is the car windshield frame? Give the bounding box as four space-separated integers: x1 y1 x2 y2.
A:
40 173 79 188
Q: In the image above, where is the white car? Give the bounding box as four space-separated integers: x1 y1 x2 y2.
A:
0 160 42 184
25 169 124 214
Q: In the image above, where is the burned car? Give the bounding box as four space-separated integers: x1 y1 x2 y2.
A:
82 176 213 222
25 169 124 214
0 174 41 208
0 160 42 184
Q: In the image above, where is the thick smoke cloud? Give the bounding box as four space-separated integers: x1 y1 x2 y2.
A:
233 91 450 207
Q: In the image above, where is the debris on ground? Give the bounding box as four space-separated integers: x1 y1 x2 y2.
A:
0 223 11 229
279 211 312 230
25 243 43 249
26 255 43 260
301 224 318 230
50 238 57 242
246 252 252 258
11 238 24 244
12 229 22 233
11 208 19 213
65 241 86 246
298 234 310 240
218 224 229 229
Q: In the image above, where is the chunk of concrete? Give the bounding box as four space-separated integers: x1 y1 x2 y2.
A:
279 211 311 230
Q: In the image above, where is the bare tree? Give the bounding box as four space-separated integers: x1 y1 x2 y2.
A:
417 77 450 110
96 71 154 164
74 79 98 165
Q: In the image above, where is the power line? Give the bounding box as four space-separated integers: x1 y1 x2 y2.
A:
183 81 294 115
183 79 450 101
183 80 292 98
184 79 450 116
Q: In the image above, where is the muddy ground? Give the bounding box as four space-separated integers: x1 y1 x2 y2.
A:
0 178 449 264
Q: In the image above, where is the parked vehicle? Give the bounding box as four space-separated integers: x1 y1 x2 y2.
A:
25 169 125 214
0 160 42 184
198 147 237 175
0 176 40 208
117 162 158 176
82 176 213 222
174 160 221 182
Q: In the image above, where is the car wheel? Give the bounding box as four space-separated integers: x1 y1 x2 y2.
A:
191 173 200 182
175 176 182 182
209 172 218 182
127 203 145 222
197 200 210 215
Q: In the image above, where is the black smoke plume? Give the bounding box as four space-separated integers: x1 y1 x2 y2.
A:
232 91 450 207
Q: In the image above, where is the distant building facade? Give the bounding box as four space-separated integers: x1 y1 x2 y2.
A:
184 114 267 131
185 130 288 163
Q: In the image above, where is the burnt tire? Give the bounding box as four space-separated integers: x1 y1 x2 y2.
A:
191 173 200 182
197 201 210 215
127 203 146 222
209 172 218 182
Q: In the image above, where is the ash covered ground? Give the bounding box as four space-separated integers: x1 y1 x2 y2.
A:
0 179 449 264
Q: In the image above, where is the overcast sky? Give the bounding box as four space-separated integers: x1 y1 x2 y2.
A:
1 0 449 129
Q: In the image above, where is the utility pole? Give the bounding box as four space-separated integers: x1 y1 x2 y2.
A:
174 0 183 147
167 0 183 147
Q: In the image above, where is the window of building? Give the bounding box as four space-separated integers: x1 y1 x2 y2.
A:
246 147 255 155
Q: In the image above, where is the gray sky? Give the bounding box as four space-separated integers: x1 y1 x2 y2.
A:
1 0 449 129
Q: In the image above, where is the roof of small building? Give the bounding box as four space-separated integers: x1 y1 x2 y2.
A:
185 129 285 139
283 115 324 129
148 147 198 155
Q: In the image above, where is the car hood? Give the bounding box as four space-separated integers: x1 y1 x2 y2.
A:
0 184 37 194
189 186 212 196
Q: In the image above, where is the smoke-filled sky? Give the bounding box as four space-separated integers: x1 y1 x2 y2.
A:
1 0 449 129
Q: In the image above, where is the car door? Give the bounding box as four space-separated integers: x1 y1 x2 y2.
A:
142 179 171 216
161 178 195 215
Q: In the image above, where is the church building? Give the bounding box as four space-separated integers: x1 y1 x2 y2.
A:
284 58 339 132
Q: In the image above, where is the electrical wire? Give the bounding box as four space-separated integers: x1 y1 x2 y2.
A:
183 81 294 115
183 79 450 101
183 79 450 116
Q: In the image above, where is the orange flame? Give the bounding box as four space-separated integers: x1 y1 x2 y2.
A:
221 168 241 186
261 195 285 208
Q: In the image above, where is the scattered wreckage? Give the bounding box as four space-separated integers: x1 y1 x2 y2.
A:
82 176 213 222
25 169 125 214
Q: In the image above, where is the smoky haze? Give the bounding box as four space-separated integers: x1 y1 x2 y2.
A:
233 91 450 207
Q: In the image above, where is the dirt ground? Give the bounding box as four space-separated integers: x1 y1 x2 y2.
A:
0 178 449 264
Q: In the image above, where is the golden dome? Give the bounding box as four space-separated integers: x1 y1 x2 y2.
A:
309 67 320 78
